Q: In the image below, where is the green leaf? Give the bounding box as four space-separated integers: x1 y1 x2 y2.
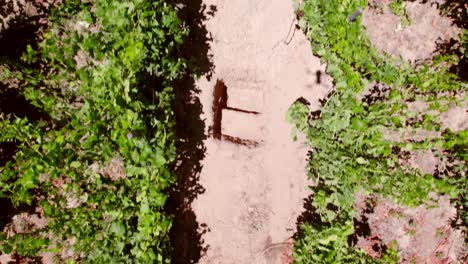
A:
110 222 126 236
356 157 368 165
70 161 81 168
318 234 338 245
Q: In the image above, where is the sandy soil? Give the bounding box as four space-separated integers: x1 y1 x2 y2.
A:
362 0 461 63
190 0 332 263
355 194 466 263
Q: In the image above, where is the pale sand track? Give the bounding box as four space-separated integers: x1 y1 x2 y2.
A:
192 1 332 263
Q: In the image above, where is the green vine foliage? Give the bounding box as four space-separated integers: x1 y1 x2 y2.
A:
0 0 187 262
388 0 411 27
289 0 467 263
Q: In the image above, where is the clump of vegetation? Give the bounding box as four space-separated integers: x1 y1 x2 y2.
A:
0 0 188 262
289 0 466 262
389 0 411 27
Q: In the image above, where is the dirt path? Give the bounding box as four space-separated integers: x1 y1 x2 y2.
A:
190 1 332 263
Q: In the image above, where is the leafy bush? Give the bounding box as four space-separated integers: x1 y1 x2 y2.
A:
0 0 187 262
289 0 467 263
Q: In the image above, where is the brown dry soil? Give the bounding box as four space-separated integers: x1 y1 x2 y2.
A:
188 0 332 263
363 0 461 63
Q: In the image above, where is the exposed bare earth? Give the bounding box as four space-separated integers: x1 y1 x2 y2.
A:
361 1 467 262
355 194 466 263
191 0 332 263
363 0 460 62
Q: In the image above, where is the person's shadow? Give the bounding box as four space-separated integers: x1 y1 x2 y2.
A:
165 1 216 263
211 79 261 147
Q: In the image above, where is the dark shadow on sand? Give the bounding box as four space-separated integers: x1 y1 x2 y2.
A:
165 1 215 263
